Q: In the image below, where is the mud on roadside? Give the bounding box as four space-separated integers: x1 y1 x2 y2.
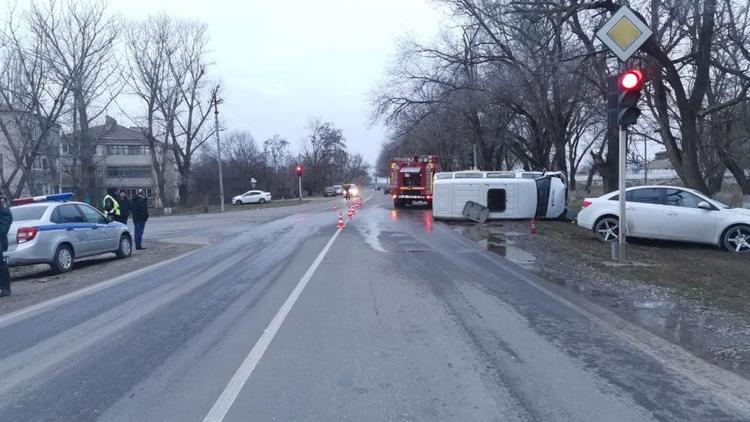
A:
450 219 750 379
0 241 200 316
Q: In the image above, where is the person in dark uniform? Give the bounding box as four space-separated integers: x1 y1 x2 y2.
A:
131 189 149 250
0 196 13 297
116 189 130 225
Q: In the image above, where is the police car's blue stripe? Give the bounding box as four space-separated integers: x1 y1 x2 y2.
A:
37 223 97 231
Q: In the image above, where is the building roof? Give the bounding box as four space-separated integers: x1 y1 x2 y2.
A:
63 116 148 145
648 158 672 170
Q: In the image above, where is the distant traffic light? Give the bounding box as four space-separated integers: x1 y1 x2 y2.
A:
618 69 644 126
295 164 303 177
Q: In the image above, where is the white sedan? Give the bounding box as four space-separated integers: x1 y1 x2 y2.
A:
232 190 272 205
577 186 750 253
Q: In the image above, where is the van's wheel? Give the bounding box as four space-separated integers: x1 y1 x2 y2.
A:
51 244 74 274
258 198 266 204
116 234 133 258
235 200 242 205
722 224 750 253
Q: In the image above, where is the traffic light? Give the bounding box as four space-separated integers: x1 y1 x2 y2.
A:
618 69 644 126
295 164 303 177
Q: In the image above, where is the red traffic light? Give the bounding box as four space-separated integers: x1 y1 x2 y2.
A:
619 69 644 91
295 164 303 176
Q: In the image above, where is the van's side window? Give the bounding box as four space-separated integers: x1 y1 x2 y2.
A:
487 189 507 212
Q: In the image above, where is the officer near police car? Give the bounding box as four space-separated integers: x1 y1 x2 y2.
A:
0 195 13 297
102 188 121 221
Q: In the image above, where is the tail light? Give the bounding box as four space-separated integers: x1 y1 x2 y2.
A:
392 195 397 199
17 227 39 244
582 200 592 208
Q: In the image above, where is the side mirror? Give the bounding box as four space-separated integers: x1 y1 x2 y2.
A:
697 201 714 211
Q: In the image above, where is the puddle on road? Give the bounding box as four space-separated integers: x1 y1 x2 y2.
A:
453 224 540 272
451 221 750 376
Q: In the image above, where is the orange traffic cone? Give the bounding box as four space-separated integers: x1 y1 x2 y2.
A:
347 208 353 220
530 218 538 235
337 213 346 228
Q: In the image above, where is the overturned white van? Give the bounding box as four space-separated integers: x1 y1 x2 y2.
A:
432 171 567 220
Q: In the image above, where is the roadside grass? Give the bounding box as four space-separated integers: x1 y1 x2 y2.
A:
529 219 750 312
152 198 315 217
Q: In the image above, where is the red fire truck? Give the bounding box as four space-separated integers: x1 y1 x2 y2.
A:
389 155 440 208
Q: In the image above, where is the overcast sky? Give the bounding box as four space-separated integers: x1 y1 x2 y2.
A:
104 0 445 165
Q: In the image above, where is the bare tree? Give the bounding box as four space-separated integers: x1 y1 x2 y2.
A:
164 20 217 205
125 14 174 206
0 4 70 198
29 0 122 203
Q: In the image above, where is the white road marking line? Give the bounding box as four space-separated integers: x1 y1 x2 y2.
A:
202 227 343 422
0 248 203 328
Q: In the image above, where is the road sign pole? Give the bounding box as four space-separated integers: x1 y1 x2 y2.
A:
618 124 627 262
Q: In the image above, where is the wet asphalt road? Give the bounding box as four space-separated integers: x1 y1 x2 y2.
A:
1 192 750 421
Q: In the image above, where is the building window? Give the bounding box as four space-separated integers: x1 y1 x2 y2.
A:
106 145 149 156
106 166 152 178
32 157 49 171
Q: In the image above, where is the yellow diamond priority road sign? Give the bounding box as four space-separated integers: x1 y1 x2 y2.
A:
596 6 653 62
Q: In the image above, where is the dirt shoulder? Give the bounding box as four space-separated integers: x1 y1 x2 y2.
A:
0 241 200 316
450 219 750 379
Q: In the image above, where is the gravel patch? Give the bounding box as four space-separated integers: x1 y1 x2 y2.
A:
0 241 200 316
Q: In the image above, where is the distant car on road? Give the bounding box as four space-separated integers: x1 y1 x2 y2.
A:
6 194 132 273
333 185 343 196
577 186 750 253
232 190 272 205
324 186 336 197
346 184 360 198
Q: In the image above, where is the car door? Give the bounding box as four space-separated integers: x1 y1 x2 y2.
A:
54 204 94 256
661 189 717 243
246 191 261 203
78 204 117 253
624 188 666 239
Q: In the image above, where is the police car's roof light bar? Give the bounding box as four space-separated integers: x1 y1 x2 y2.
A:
12 192 74 206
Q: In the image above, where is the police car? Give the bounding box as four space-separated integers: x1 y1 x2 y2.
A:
5 193 133 273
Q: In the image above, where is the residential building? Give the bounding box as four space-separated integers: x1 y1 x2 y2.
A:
649 150 673 170
0 109 60 197
60 116 177 207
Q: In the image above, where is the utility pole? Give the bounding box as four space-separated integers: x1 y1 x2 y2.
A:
212 92 225 213
472 144 478 170
643 135 648 185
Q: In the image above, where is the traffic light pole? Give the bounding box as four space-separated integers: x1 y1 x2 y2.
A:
618 125 627 262
298 176 302 202
616 34 627 262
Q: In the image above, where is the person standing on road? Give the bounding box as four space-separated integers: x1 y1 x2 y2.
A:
0 196 13 297
131 189 149 250
102 188 121 221
116 189 130 225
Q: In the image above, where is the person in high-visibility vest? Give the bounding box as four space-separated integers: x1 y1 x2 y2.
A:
102 188 121 220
